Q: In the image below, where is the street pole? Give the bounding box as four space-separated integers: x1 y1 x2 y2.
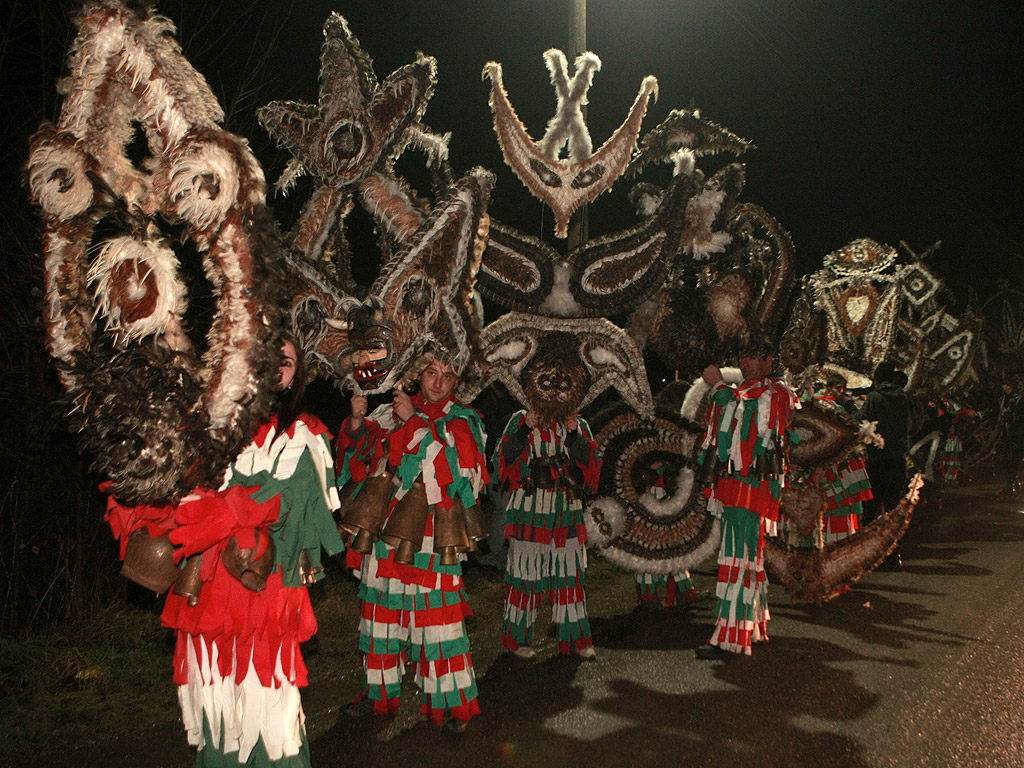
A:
566 0 588 251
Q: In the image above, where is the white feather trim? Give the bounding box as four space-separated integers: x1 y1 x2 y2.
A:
168 142 240 231
88 235 187 343
638 466 695 519
537 261 583 316
599 515 722 576
671 148 697 177
28 143 94 220
683 188 731 260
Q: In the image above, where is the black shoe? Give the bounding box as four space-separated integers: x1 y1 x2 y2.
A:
695 643 733 660
344 696 376 718
443 716 469 734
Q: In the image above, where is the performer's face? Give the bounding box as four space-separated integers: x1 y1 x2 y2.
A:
420 360 458 403
827 381 847 399
278 340 298 391
739 354 771 382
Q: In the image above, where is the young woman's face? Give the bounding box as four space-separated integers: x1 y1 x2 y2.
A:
827 381 847 399
278 340 298 392
419 359 459 403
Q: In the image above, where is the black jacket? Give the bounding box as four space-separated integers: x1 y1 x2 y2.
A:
858 382 910 460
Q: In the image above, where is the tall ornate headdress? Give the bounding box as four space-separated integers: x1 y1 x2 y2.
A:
483 50 658 238
27 1 284 503
258 14 490 395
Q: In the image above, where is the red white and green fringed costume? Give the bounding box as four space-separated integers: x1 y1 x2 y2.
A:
336 393 488 726
106 415 344 767
495 411 602 655
937 398 975 485
699 378 798 655
785 394 872 548
635 470 701 606
815 394 872 544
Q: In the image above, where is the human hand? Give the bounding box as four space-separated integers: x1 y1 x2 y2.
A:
565 414 579 432
393 386 415 423
702 364 724 386
525 411 541 430
350 394 368 425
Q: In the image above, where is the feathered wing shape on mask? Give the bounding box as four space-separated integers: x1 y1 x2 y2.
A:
464 313 653 418
563 171 695 315
483 50 658 238
625 108 754 179
475 173 696 318
27 1 284 504
475 220 559 313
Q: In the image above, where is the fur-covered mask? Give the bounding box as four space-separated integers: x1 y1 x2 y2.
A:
462 313 654 420
345 303 394 391
523 333 591 421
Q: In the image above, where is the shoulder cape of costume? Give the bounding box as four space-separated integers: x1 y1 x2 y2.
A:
699 377 799 511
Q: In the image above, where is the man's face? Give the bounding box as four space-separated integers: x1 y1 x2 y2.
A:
739 354 770 382
419 359 459 403
827 381 847 399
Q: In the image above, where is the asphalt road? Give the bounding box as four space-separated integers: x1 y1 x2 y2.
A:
45 474 1024 768
313 477 1024 768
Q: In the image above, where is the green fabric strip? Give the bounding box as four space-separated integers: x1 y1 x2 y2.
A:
196 712 310 768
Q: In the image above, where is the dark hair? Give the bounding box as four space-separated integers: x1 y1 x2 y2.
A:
891 369 908 389
276 337 307 435
739 333 774 361
825 372 848 389
873 360 897 384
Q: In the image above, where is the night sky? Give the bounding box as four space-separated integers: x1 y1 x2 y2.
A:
166 0 1024 305
6 0 1023 304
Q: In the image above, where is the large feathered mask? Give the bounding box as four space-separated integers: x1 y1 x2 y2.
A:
27 1 284 504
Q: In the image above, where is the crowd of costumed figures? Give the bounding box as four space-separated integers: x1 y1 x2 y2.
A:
27 1 1024 759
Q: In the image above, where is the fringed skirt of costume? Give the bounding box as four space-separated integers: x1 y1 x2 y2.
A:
356 535 479 724
108 416 342 767
496 412 601 654
635 571 698 606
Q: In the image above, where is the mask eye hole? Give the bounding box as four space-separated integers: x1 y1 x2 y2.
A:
325 122 364 168
571 164 605 189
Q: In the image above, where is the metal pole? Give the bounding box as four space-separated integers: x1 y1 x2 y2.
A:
566 0 588 251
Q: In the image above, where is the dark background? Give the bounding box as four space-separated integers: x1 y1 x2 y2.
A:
6 1 1023 303
0 0 1020 634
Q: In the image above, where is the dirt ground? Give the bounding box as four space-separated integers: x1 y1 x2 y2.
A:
34 546 678 768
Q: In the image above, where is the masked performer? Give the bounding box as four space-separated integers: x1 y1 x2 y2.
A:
811 373 872 546
494 341 602 661
107 339 343 767
936 397 976 486
695 343 798 659
335 357 488 732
